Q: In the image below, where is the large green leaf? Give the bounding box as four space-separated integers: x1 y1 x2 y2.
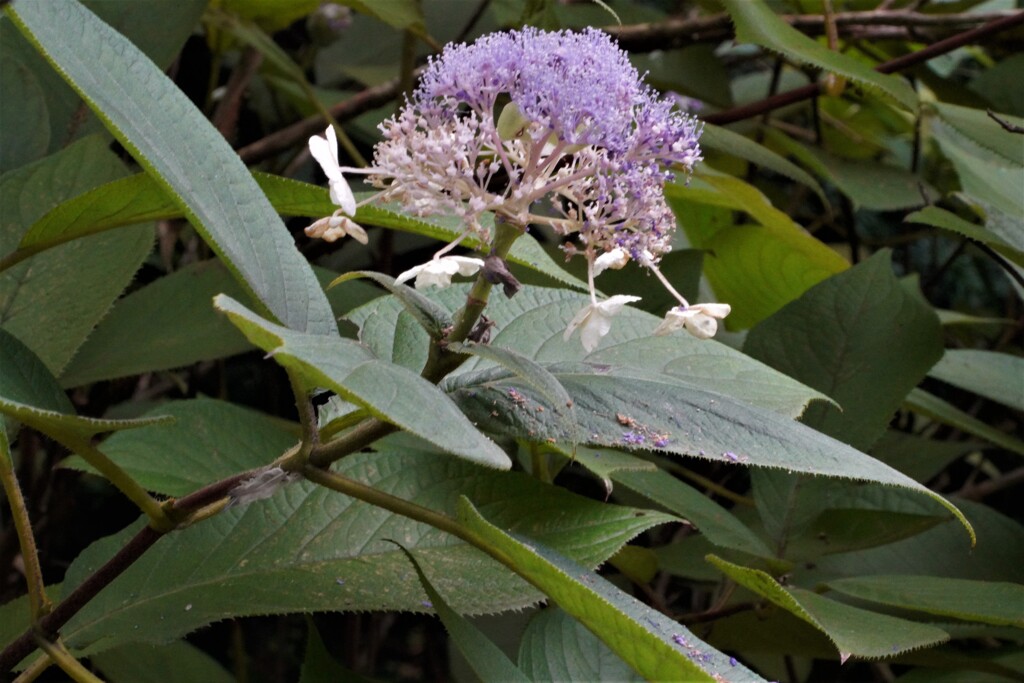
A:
41 449 674 653
352 285 827 419
745 251 943 452
215 294 510 469
826 576 1024 628
794 500 1024 585
0 135 152 375
7 0 335 335
0 0 206 170
59 261 378 388
928 349 1024 412
91 641 233 683
518 607 644 682
14 171 585 291
0 327 170 444
719 0 917 111
457 498 763 682
707 555 948 662
62 398 298 496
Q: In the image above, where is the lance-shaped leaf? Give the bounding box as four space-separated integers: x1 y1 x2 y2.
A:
928 349 1024 412
456 497 765 682
7 0 335 335
35 449 674 653
719 0 917 111
214 294 509 469
0 135 153 375
91 641 233 683
0 328 170 444
518 607 644 682
906 389 1024 458
396 545 531 683
350 285 827 419
706 555 949 663
825 576 1024 628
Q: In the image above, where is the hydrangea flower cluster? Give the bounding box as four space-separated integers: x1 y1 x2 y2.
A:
306 27 729 350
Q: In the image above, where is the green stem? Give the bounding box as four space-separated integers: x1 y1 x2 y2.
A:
34 638 102 683
287 369 318 466
13 652 51 682
304 417 395 469
302 465 473 543
0 428 50 620
69 440 173 531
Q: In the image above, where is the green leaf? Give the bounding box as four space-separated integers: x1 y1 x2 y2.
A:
8 0 335 335
706 554 948 662
548 443 656 498
746 251 943 452
0 328 170 444
782 509 948 561
299 620 377 683
905 389 1024 458
396 545 531 683
826 576 1024 628
700 123 826 203
870 430 979 483
796 499 1024 584
63 398 297 496
518 607 643 682
48 449 673 653
928 349 1024 412
215 294 510 469
59 261 376 387
330 270 452 338
457 498 762 682
612 468 773 557
719 0 917 110
91 641 233 683
800 144 931 211
666 174 848 329
352 285 827 419
933 103 1024 168
0 0 206 170
0 38 49 171
15 171 585 292
906 205 1024 269
0 135 152 375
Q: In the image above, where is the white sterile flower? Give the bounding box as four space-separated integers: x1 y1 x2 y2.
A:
309 125 357 215
593 248 629 277
654 303 731 339
395 255 485 289
304 212 368 244
564 295 641 353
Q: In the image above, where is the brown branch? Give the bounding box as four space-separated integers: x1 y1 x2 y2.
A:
988 109 1024 134
605 9 1018 52
0 470 254 675
237 74 410 165
704 10 1024 126
236 10 1017 166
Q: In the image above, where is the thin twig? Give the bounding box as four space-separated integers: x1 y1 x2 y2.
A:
705 10 1024 125
987 109 1024 134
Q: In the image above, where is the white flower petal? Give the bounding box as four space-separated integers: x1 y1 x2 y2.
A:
593 248 629 276
564 295 640 352
692 303 731 319
395 256 484 289
685 314 718 339
309 126 357 215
